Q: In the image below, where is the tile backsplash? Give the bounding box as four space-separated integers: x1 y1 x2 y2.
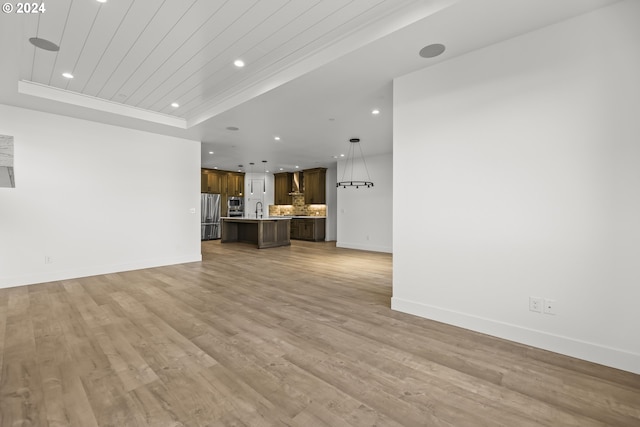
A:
269 194 326 216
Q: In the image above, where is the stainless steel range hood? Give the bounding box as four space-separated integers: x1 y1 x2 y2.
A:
289 171 303 195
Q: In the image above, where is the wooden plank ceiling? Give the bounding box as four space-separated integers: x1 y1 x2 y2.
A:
20 0 417 119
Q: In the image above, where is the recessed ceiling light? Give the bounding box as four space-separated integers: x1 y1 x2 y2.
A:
274 136 280 141
340 154 345 157
233 59 245 68
62 72 74 79
226 126 239 131
29 37 60 52
419 43 446 58
279 168 284 171
371 109 380 115
209 151 214 154
214 167 218 169
96 0 107 3
295 166 299 169
171 102 179 108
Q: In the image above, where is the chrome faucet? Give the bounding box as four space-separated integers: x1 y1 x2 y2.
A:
255 201 263 218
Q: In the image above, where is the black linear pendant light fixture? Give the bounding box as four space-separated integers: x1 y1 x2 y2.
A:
337 138 374 189
262 160 267 193
249 162 254 194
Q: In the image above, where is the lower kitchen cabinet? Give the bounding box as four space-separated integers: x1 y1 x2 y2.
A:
290 218 325 242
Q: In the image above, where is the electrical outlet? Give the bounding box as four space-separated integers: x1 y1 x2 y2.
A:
529 296 542 313
544 299 556 315
44 255 53 264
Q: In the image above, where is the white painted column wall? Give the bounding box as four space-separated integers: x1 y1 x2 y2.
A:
392 1 640 373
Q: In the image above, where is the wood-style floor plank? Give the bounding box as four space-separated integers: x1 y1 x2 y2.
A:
0 240 638 426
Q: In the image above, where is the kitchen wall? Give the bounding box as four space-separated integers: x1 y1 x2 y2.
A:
336 152 392 253
392 0 640 374
244 172 274 218
269 194 326 217
0 104 201 289
325 164 338 241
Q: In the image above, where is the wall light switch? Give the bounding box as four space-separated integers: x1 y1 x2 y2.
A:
189 208 196 214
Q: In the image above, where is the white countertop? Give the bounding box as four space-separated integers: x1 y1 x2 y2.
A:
274 216 326 219
221 216 291 221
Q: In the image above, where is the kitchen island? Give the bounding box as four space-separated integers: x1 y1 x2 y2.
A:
220 217 291 249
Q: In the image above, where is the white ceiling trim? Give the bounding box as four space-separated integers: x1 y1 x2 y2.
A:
18 80 188 129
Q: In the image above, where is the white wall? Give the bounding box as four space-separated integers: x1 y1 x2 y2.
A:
0 104 201 289
337 152 392 252
392 1 640 374
244 172 274 218
325 164 338 241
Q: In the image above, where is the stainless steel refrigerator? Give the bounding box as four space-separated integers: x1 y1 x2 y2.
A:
201 193 221 240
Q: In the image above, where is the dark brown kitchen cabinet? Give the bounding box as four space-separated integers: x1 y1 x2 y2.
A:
201 169 227 194
289 218 300 238
274 172 293 205
290 218 325 241
202 168 244 217
303 168 326 204
201 171 209 193
227 172 244 197
209 171 225 194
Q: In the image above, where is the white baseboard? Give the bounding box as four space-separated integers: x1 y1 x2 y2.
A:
0 254 202 289
391 297 640 375
336 241 392 253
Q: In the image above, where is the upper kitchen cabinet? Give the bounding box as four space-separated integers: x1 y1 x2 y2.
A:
201 169 227 194
209 171 226 194
201 171 209 193
303 168 326 204
227 172 244 197
274 172 293 205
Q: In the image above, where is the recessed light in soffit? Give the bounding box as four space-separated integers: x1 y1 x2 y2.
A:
419 43 446 58
29 37 60 52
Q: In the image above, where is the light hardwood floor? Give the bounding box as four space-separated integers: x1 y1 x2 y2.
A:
1 240 638 426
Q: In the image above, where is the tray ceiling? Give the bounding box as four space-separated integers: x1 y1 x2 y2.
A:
19 0 427 126
2 0 621 172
